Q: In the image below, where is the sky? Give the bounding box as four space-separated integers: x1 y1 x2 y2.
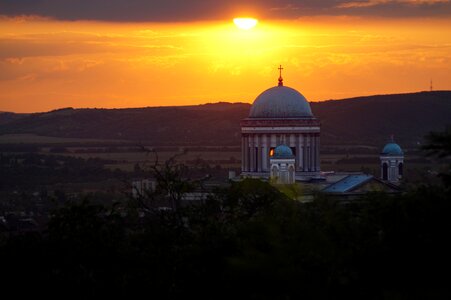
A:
0 0 450 112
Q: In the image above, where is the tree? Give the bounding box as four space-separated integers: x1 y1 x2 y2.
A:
423 127 451 187
132 148 207 213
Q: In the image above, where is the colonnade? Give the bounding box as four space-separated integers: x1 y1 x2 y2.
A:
241 132 320 174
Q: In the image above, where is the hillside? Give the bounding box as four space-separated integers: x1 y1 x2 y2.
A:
311 91 451 146
0 103 249 146
0 91 450 147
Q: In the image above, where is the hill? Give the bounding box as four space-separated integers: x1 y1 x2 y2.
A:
0 92 450 147
311 91 451 146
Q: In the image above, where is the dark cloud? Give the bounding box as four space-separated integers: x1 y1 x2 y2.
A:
0 0 450 21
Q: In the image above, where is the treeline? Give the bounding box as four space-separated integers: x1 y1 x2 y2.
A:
0 179 450 299
0 153 124 191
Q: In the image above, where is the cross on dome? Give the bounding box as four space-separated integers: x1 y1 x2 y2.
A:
278 65 284 86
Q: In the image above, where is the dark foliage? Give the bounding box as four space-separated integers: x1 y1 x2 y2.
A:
423 127 451 187
0 153 124 191
1 179 450 299
1 128 451 299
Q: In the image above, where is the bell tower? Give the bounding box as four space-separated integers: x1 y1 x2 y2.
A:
380 136 404 184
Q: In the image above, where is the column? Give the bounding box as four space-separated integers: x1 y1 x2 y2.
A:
256 134 262 172
301 134 305 172
295 134 300 172
271 134 276 148
241 135 245 172
293 134 301 172
249 134 254 173
288 134 295 148
244 135 249 172
312 134 316 172
262 135 268 172
306 134 311 172
316 133 321 171
310 134 314 171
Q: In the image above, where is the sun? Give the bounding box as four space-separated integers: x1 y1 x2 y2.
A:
233 18 258 30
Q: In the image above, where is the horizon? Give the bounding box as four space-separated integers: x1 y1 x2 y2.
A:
1 89 449 114
1 1 451 113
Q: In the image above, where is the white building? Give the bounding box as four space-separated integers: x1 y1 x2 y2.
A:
270 145 296 184
131 179 156 199
380 138 404 184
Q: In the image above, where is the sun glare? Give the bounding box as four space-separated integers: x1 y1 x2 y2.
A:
233 18 258 30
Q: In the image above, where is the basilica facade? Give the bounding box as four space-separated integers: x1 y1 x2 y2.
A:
241 69 321 181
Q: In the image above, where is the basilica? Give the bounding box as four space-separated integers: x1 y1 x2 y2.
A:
240 66 404 190
241 67 320 183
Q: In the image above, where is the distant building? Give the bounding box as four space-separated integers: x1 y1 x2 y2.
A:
131 178 212 206
322 174 401 199
270 145 296 184
238 66 404 196
380 137 404 184
131 179 156 199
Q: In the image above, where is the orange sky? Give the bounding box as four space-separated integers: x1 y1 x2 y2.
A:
0 16 450 112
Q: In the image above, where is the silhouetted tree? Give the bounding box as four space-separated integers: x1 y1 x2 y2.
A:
423 127 451 187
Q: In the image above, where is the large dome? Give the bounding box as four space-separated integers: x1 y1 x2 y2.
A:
249 85 313 118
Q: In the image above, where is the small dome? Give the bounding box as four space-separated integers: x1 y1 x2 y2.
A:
382 142 403 156
249 86 313 118
272 145 294 159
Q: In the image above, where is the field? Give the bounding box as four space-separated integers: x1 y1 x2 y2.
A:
0 134 242 172
0 134 439 184
0 134 130 144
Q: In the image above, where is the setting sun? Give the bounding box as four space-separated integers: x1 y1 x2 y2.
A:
233 18 258 30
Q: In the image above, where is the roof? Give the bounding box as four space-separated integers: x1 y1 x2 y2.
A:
322 174 373 193
381 142 403 156
249 85 313 118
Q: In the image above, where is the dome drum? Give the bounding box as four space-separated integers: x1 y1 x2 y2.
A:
241 117 320 128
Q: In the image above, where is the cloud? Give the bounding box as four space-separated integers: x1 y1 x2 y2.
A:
337 0 449 8
337 0 392 8
269 4 302 12
0 0 450 21
1 14 450 112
